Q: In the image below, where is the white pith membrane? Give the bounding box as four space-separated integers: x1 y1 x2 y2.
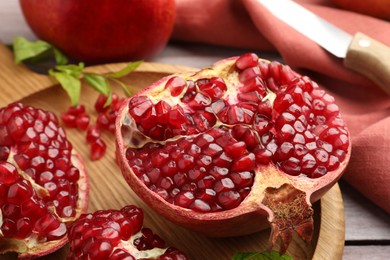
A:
116 230 169 259
0 126 88 257
116 57 351 253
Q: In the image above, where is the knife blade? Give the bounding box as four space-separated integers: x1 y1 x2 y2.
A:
257 0 390 95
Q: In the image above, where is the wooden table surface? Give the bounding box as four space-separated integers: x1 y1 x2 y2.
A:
1 2 389 259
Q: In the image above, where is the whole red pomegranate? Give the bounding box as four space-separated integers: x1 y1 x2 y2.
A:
115 53 351 253
19 0 176 63
67 205 187 259
0 103 89 258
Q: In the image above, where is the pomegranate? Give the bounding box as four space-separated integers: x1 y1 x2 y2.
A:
19 0 176 63
115 54 351 253
67 205 188 259
0 103 89 258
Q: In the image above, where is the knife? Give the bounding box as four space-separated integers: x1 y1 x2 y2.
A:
257 0 390 95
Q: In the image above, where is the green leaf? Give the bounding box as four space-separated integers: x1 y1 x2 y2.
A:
106 60 143 78
83 73 110 95
13 36 52 64
53 48 69 65
104 85 113 107
49 70 81 106
110 78 133 97
232 251 293 260
55 63 84 78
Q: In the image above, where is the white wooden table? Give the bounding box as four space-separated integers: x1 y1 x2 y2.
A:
1 1 389 259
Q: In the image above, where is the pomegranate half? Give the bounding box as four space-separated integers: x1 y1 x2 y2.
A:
115 54 351 252
0 103 89 258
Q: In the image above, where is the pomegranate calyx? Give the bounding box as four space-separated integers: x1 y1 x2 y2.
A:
263 184 313 254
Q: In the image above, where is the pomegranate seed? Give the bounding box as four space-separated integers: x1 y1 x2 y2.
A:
75 113 90 130
61 113 76 127
165 76 187 97
235 53 259 70
174 191 195 207
86 126 101 143
94 94 109 113
90 138 106 161
217 191 241 209
67 104 85 115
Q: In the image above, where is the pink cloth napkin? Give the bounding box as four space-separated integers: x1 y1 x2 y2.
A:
172 0 390 213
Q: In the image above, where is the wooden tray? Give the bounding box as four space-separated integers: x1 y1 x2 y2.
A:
0 42 345 259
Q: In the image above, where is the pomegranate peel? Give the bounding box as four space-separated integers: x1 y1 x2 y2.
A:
115 54 351 253
0 103 89 259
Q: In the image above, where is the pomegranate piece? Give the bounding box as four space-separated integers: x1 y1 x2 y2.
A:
0 102 89 258
67 206 188 260
116 54 351 253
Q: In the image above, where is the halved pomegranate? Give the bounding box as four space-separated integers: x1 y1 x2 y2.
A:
0 103 89 258
67 205 188 259
115 54 351 253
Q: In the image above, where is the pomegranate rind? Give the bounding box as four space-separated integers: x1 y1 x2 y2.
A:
116 57 351 244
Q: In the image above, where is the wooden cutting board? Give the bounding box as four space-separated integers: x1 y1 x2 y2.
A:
0 42 345 259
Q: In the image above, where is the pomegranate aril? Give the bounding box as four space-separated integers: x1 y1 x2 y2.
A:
314 148 329 165
196 188 216 202
0 162 21 185
174 191 195 207
239 66 261 82
279 157 301 176
1 219 17 237
236 53 259 70
214 178 235 193
190 199 211 212
7 181 33 204
67 104 85 115
231 171 254 188
198 77 227 100
217 191 241 209
15 217 33 239
61 113 76 127
75 113 90 130
0 145 10 160
165 76 187 97
90 138 106 161
231 153 255 172
86 126 102 143
254 148 273 164
311 166 328 178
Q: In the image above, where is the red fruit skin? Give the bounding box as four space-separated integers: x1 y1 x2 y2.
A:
115 57 352 238
19 0 176 63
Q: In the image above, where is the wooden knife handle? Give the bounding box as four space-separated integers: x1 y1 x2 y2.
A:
344 32 390 96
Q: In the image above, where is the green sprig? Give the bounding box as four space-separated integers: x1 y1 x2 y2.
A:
12 36 142 106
